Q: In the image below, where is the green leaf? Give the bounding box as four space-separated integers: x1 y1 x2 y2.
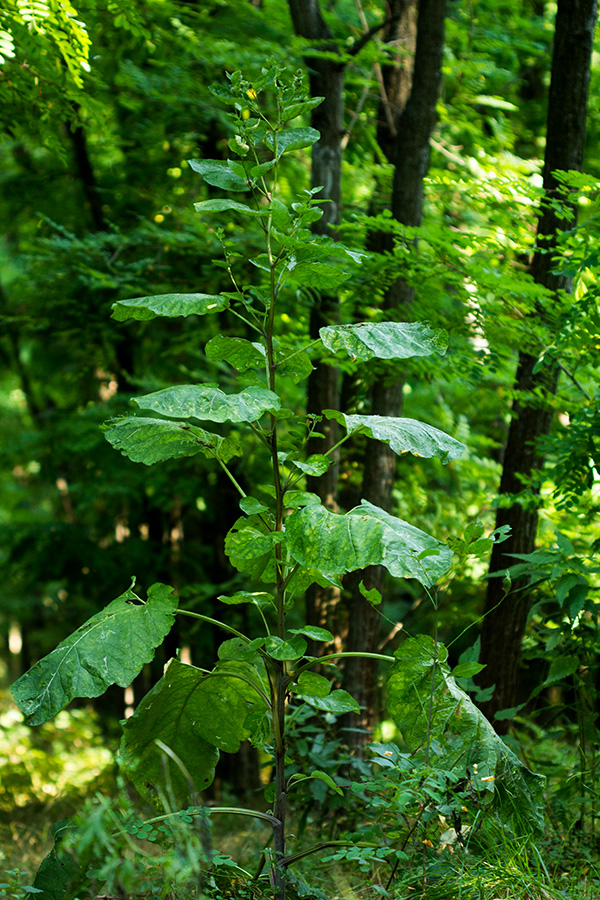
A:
11 583 177 725
187 159 250 191
282 97 325 120
276 348 313 383
225 515 283 581
265 126 320 158
289 625 333 641
205 334 266 371
264 635 307 661
320 322 448 360
359 582 382 606
332 413 465 464
290 454 332 476
28 819 82 900
239 496 269 515
218 591 274 608
134 384 280 424
194 198 266 216
120 659 220 804
290 671 331 698
111 293 229 322
451 661 486 679
386 635 545 834
286 501 452 586
283 491 321 508
103 417 241 465
293 769 343 795
301 689 360 715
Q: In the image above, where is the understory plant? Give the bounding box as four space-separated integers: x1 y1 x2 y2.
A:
11 66 544 900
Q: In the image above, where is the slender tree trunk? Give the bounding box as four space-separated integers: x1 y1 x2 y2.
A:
478 0 598 731
288 0 345 644
342 0 446 750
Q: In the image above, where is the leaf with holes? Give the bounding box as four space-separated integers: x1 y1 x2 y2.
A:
133 384 280 424
329 412 466 464
103 417 241 465
320 322 448 360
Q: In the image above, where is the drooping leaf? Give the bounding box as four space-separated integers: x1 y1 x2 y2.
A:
11 583 178 725
187 159 250 191
290 454 332 476
205 334 266 371
28 819 83 900
225 515 283 581
320 322 448 360
133 384 280 424
111 293 228 322
120 659 220 805
218 591 274 608
286 501 452 586
330 413 466 463
386 636 545 834
103 417 241 465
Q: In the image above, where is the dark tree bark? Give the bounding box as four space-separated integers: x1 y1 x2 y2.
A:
478 0 598 731
288 1 346 643
341 0 446 750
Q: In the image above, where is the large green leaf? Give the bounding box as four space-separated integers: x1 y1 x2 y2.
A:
133 384 280 424
265 126 320 158
11 583 178 726
331 413 466 463
111 293 228 322
286 501 451 586
187 158 250 191
205 334 266 371
319 322 448 360
28 819 83 900
103 416 241 465
386 636 545 834
120 659 220 806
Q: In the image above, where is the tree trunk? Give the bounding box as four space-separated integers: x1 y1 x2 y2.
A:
341 0 446 751
478 0 598 731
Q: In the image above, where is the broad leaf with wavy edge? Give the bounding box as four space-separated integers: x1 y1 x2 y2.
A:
134 384 280 424
386 635 545 834
120 659 220 806
320 321 448 360
103 416 241 465
286 500 451 587
330 412 466 464
11 583 178 725
111 293 228 322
